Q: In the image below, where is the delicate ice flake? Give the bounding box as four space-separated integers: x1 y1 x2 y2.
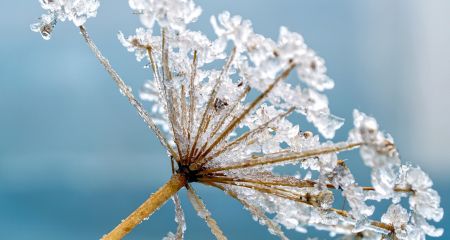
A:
118 28 157 61
413 214 444 238
403 166 443 222
277 26 334 92
31 0 100 39
380 203 444 239
129 0 201 31
211 11 253 52
404 166 433 191
333 165 375 219
381 204 409 231
349 109 401 196
30 14 57 40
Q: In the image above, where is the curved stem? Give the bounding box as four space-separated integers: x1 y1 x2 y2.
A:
102 174 186 240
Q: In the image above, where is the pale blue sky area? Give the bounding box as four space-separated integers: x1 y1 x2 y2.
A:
1 1 449 239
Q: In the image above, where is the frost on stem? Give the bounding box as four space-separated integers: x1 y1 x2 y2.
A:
187 185 227 240
32 0 443 239
163 194 186 240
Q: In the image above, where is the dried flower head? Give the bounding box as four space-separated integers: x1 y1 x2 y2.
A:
31 0 444 240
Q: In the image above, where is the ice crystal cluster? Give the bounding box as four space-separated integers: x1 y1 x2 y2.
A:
31 0 99 39
32 0 444 239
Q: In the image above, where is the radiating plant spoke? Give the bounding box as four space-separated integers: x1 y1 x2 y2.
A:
207 182 289 240
202 142 362 173
188 47 237 162
193 106 295 169
79 26 178 160
187 185 228 240
174 195 186 240
199 63 297 163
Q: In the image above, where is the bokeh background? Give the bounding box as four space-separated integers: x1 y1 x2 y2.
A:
1 1 449 239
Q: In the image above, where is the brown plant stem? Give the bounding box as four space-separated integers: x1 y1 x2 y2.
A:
187 47 237 163
201 142 362 173
207 180 394 234
102 174 186 240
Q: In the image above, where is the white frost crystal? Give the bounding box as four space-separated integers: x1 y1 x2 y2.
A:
349 109 400 196
30 13 57 40
402 166 444 222
117 28 158 62
128 0 201 31
381 202 443 240
381 204 409 231
31 0 100 39
32 0 444 239
333 165 375 219
211 11 253 52
348 111 444 239
211 12 344 138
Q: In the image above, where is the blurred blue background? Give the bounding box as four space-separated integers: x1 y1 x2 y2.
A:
1 1 449 239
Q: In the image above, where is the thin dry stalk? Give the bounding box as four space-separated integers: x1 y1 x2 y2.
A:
160 29 185 160
202 142 362 173
206 178 394 234
193 107 295 169
186 50 199 162
188 47 237 162
79 26 178 160
207 182 289 240
197 63 297 165
102 174 186 240
206 85 251 141
172 193 186 240
198 175 317 189
186 185 228 240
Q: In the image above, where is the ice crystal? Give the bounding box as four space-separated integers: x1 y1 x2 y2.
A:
401 166 444 222
30 13 57 40
31 0 99 39
381 204 409 233
129 0 201 31
349 109 401 196
31 0 444 239
380 202 444 240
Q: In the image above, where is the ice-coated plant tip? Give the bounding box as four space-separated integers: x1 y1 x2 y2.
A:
32 0 444 239
31 0 99 39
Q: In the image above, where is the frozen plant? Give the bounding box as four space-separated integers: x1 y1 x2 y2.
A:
31 0 99 39
31 0 444 239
